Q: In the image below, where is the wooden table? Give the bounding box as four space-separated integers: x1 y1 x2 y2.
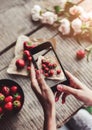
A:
0 0 92 130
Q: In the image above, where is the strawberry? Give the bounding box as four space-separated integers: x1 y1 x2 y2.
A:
2 86 10 96
42 64 46 69
13 100 21 109
0 93 5 102
14 93 22 101
76 50 86 60
27 66 31 71
0 107 3 114
44 73 49 77
4 96 13 103
24 41 32 51
28 56 32 65
44 67 49 73
4 102 13 111
16 59 25 69
23 50 30 60
11 86 18 93
49 70 54 76
57 70 61 74
48 63 53 69
53 63 57 68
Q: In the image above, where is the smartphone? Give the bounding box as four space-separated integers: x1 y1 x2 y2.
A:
30 42 69 92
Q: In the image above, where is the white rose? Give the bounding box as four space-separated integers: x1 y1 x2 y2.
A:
71 18 82 35
69 5 84 16
58 18 70 35
79 12 90 22
41 11 57 25
56 0 67 9
31 5 41 14
31 5 41 21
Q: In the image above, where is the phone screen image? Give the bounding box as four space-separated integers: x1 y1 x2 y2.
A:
31 42 68 90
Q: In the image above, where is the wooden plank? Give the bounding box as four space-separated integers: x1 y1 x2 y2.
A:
0 0 43 52
0 0 92 53
0 26 57 71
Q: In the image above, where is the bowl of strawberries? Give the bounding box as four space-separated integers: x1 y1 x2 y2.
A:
0 79 24 118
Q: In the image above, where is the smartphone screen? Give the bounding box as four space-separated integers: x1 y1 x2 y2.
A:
31 42 68 90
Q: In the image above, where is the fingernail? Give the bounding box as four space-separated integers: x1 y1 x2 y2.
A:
55 97 59 102
57 85 63 91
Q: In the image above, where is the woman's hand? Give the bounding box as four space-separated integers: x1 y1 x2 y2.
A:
56 71 92 106
30 63 56 130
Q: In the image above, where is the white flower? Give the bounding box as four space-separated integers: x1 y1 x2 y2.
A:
31 5 41 14
56 0 67 9
31 5 41 21
58 18 70 35
79 12 90 22
69 5 84 16
41 11 57 25
71 18 82 35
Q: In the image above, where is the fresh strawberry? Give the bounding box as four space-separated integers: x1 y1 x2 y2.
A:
14 93 22 101
27 66 31 71
4 96 13 103
44 67 49 73
53 63 57 68
57 70 61 74
0 107 3 114
23 50 30 60
2 86 10 96
42 64 46 69
4 102 13 111
0 93 5 102
24 41 32 50
13 100 21 109
49 70 54 76
48 63 53 69
16 59 25 69
28 56 32 65
44 73 49 77
11 86 18 93
76 50 86 60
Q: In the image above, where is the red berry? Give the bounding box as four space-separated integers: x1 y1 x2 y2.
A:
27 66 31 71
14 93 22 101
24 41 32 50
13 100 21 109
5 96 13 103
76 50 86 60
16 59 25 69
42 64 46 69
44 67 49 73
57 70 61 74
53 63 57 68
0 107 3 114
2 86 10 96
0 93 5 102
44 73 49 77
23 50 30 60
48 63 53 69
4 102 13 111
49 70 54 76
11 86 18 93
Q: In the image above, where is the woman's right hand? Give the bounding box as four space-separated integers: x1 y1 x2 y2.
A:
55 71 92 106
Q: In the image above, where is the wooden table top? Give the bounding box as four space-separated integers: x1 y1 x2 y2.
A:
0 0 92 130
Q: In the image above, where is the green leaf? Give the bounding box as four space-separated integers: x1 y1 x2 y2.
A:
86 106 92 114
54 6 62 14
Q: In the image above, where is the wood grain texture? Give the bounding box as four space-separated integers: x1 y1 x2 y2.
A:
1 29 92 129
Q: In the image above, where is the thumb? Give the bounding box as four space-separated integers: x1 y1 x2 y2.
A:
57 85 78 96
